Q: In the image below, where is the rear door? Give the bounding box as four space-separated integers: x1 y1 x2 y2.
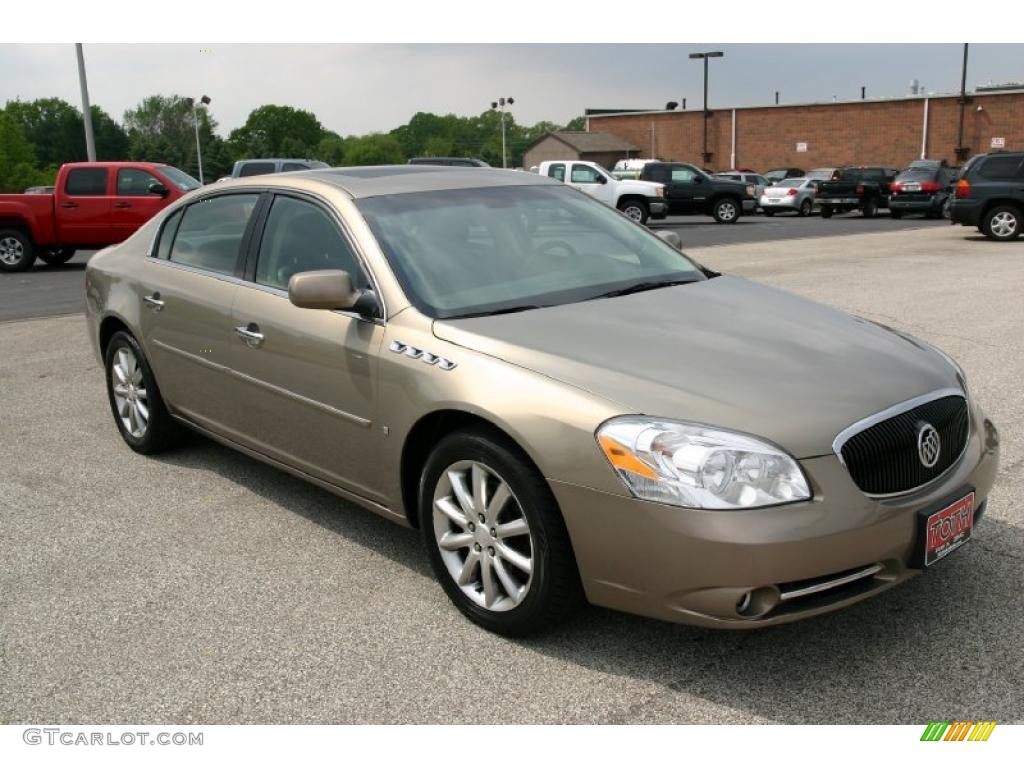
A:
224 193 387 499
56 167 113 244
139 192 263 435
111 167 171 241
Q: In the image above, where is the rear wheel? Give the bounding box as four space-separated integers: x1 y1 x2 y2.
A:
37 247 76 266
617 199 649 225
419 428 583 636
0 229 35 272
798 199 812 217
982 205 1021 241
712 197 740 224
821 206 834 219
941 197 952 220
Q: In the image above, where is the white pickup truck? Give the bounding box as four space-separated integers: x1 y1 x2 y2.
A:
537 160 668 224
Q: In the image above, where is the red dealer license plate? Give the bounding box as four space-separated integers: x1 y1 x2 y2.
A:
920 492 975 567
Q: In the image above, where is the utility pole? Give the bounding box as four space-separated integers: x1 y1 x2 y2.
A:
75 44 96 161
185 95 211 184
956 43 970 161
490 97 515 168
689 51 724 166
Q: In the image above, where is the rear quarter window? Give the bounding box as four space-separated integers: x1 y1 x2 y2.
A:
65 168 108 195
977 156 1024 180
237 162 276 177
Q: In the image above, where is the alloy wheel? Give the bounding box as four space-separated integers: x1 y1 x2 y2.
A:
991 211 1018 238
622 204 644 222
0 237 24 266
111 347 149 438
717 201 737 221
432 460 534 612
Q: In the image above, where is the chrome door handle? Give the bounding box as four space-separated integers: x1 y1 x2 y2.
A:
114 202 132 209
234 324 265 348
143 293 164 311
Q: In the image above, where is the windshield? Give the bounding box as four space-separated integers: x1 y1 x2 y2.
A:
896 168 939 181
159 166 202 191
357 185 704 319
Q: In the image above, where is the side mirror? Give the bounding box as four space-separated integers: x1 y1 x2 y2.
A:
693 175 704 183
655 230 683 250
288 269 362 312
148 182 170 197
596 174 607 184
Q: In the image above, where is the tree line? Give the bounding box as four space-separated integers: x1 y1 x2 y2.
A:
0 95 584 192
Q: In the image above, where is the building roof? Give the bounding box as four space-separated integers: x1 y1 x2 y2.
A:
525 131 639 154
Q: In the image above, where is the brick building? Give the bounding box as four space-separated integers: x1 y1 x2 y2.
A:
585 89 1024 172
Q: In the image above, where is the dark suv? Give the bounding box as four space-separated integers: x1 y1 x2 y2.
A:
950 151 1024 240
639 162 755 223
889 162 958 219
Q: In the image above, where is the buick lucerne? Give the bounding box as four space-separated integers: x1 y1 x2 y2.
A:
85 166 1000 635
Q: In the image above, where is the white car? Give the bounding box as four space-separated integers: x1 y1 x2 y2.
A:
537 160 667 224
759 178 820 217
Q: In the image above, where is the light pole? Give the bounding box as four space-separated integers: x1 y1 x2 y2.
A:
74 44 96 161
956 43 970 161
490 97 515 168
185 95 211 183
688 51 724 166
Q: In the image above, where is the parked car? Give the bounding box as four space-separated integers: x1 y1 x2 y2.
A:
763 167 805 184
84 165 998 635
610 158 659 180
889 163 958 219
714 171 770 202
408 157 490 167
806 168 840 181
817 166 898 218
230 158 330 178
759 178 819 216
538 160 667 224
639 162 755 223
0 161 199 272
950 150 1024 240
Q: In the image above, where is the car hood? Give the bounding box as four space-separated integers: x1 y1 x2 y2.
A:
432 276 960 458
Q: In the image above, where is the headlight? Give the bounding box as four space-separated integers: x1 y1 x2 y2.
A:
654 187 665 198
596 417 811 509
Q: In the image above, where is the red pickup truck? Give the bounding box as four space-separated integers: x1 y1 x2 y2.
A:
0 162 200 272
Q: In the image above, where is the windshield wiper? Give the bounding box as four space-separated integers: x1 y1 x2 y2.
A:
448 304 546 319
587 278 700 300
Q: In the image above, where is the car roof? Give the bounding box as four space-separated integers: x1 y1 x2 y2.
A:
221 165 562 199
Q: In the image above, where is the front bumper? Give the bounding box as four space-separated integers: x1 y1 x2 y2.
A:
742 198 757 213
648 199 668 219
552 407 999 628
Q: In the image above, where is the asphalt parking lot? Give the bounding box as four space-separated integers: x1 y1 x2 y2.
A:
1 225 1022 724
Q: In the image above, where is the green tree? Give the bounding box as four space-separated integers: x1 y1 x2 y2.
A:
124 94 218 179
0 113 48 192
563 116 585 131
228 105 325 159
316 133 347 166
3 98 128 167
342 134 405 166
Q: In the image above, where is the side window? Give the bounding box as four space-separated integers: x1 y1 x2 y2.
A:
670 167 697 183
978 156 1024 180
281 162 309 172
547 163 565 182
117 168 162 196
169 194 260 275
238 162 276 177
65 168 108 196
570 165 602 184
154 208 184 259
254 196 362 292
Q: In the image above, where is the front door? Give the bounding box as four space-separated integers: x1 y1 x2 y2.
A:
661 164 703 214
56 166 113 244
568 163 614 206
139 193 262 436
224 194 387 501
111 167 173 241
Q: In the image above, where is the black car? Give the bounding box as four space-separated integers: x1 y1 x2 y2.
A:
950 151 1024 240
889 162 958 219
639 162 755 223
408 157 490 167
817 166 898 218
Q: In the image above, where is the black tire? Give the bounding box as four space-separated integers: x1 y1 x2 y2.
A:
890 209 903 219
712 197 740 224
798 199 812 217
418 427 583 636
763 209 775 217
863 198 877 218
821 206 834 219
981 205 1022 241
104 330 186 454
617 198 649 225
37 247 76 266
0 228 36 272
941 197 952 220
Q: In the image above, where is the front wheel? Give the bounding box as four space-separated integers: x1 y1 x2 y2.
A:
821 206 834 219
982 205 1022 241
420 428 583 636
617 199 649 225
37 247 76 266
0 229 36 272
712 198 740 224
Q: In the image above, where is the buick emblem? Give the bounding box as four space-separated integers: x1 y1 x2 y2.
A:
917 423 941 469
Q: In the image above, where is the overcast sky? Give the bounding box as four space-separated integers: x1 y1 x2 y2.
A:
2 44 1022 136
